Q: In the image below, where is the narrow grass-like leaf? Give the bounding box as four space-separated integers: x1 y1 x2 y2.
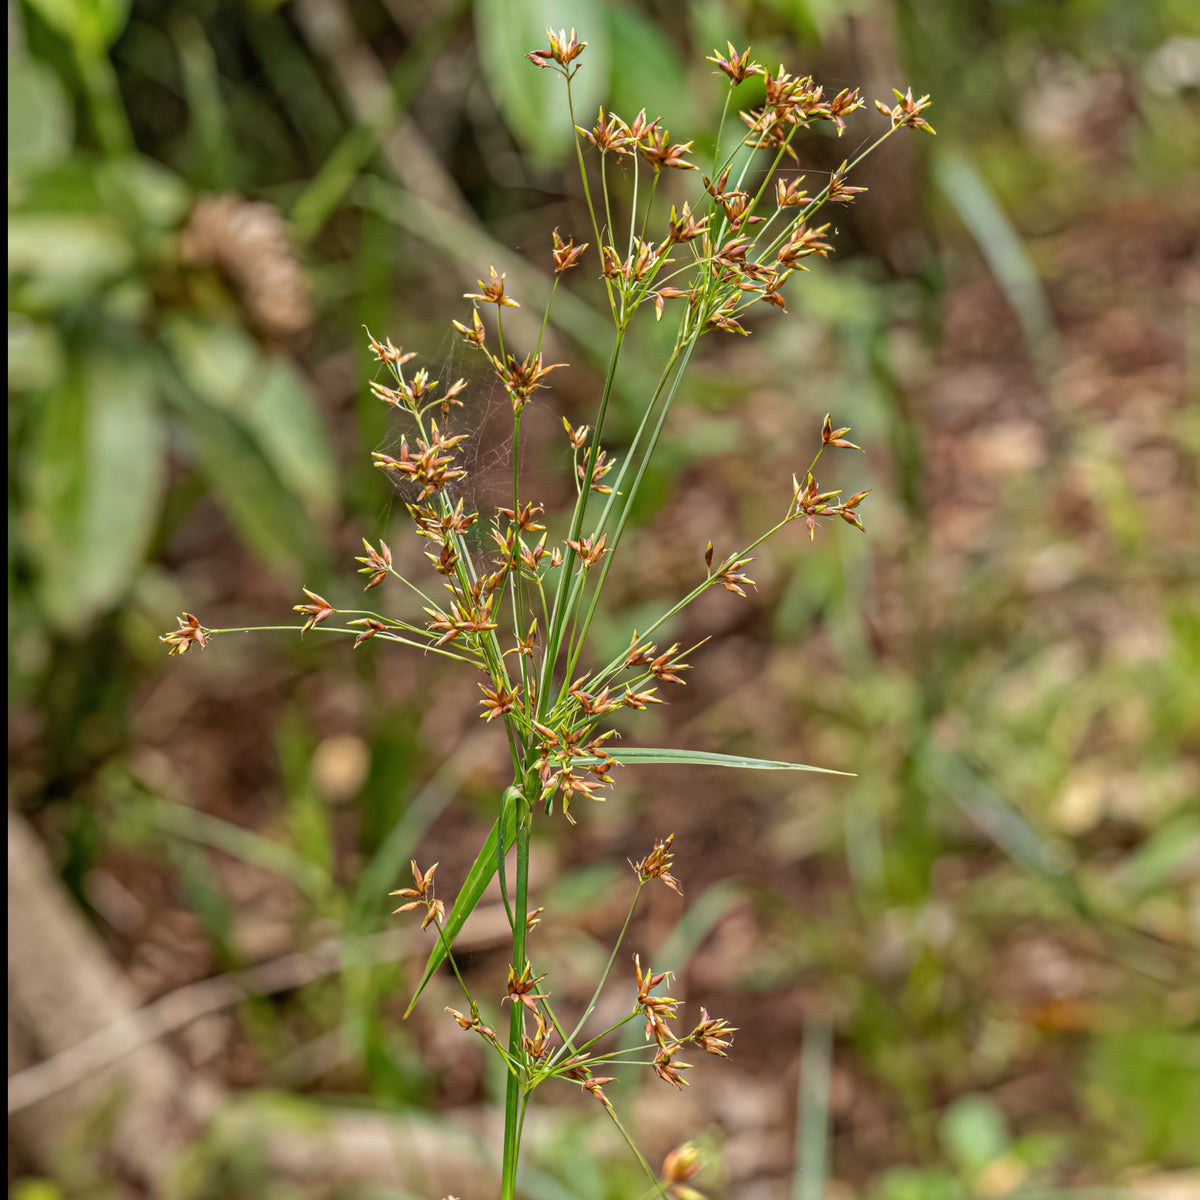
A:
608 747 853 776
404 800 519 1018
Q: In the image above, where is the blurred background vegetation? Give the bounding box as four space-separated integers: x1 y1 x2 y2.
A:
7 0 1199 1197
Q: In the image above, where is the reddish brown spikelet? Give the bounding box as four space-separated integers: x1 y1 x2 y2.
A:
582 107 635 155
690 1008 737 1056
349 617 387 647
356 538 392 589
821 413 861 449
465 265 520 308
527 27 586 71
706 42 762 85
667 203 708 244
565 533 608 567
716 556 756 596
389 859 438 911
294 588 335 634
506 962 549 1013
160 612 210 656
776 175 810 208
479 682 522 723
453 309 486 347
653 1044 692 1089
875 86 936 134
551 229 588 273
639 129 698 172
826 161 867 204
633 833 684 895
365 329 415 366
563 416 590 449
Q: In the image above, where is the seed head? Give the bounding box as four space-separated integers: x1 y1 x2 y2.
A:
551 229 588 273
160 612 210 656
653 1044 692 1089
389 860 444 927
527 27 586 72
294 588 335 634
453 308 487 347
822 414 861 449
707 42 762 85
364 329 415 367
690 1009 737 1057
356 538 392 589
826 161 867 204
875 86 936 134
506 962 549 1013
465 265 520 308
581 107 635 155
638 129 698 172
349 617 387 647
563 416 590 450
633 833 683 895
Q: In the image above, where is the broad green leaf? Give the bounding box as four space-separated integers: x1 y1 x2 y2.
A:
8 58 73 174
25 0 131 51
404 801 519 1017
8 214 133 299
8 315 64 392
608 747 853 775
163 317 337 523
606 5 693 135
25 350 165 627
95 157 191 231
473 0 609 164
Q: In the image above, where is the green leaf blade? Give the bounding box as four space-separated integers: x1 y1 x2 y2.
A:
608 747 854 776
403 801 519 1018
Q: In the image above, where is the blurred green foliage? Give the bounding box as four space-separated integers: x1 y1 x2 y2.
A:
8 0 1199 1196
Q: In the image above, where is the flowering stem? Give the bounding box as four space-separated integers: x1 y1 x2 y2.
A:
600 1101 671 1198
538 328 626 719
547 882 644 1069
566 73 615 318
562 337 696 681
500 794 531 1198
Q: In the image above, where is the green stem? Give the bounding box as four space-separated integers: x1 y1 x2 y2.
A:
77 46 134 157
565 74 615 318
546 882 644 1070
538 329 626 718
561 338 695 682
500 798 531 1198
600 1101 672 1198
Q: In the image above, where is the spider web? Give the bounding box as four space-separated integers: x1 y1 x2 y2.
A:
372 326 517 570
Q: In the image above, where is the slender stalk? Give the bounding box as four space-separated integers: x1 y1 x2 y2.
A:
500 799 531 1198
547 881 644 1069
562 339 696 679
538 329 626 717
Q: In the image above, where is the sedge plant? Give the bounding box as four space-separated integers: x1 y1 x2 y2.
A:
162 30 933 1198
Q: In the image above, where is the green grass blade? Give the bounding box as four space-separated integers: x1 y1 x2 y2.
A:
403 801 519 1018
608 747 854 776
